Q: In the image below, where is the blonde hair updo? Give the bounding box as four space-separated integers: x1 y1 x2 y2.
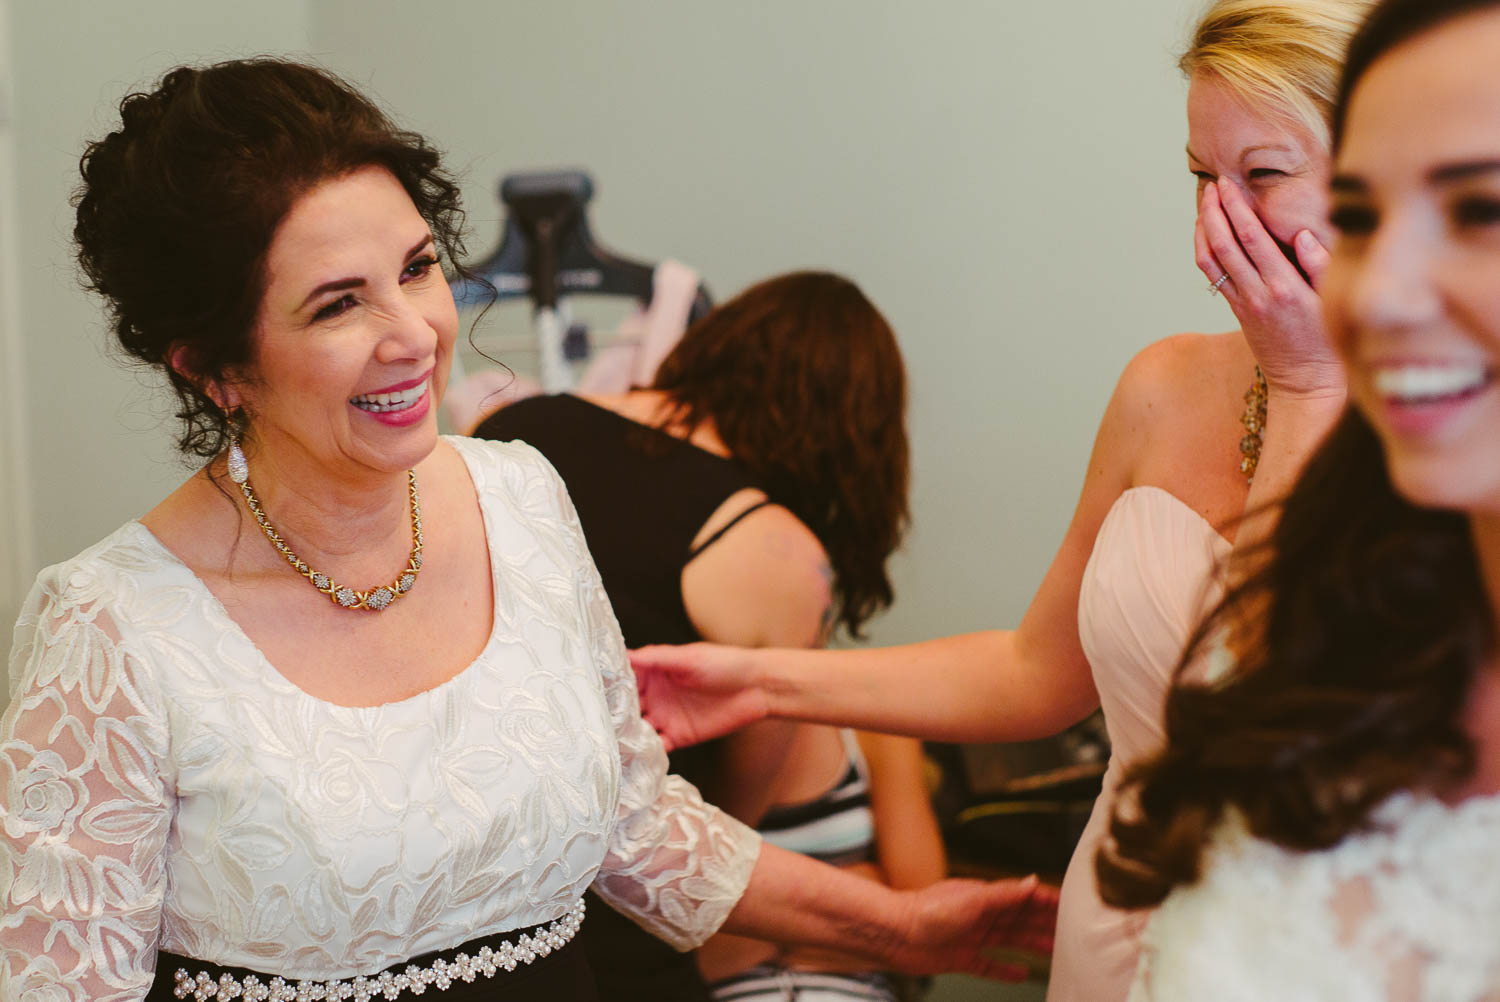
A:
1180 0 1375 146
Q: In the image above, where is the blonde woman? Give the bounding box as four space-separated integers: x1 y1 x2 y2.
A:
631 3 1371 999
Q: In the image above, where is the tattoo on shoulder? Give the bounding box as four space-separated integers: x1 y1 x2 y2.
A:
816 562 836 646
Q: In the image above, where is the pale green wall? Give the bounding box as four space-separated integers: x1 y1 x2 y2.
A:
2 3 1237 997
3 1 1244 649
6 0 308 620
4 0 1242 652
307 0 1233 648
0 3 1248 645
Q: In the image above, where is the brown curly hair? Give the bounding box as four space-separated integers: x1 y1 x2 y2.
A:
72 58 469 460
650 271 910 638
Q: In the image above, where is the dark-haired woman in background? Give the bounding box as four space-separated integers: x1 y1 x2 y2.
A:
1099 0 1500 996
0 58 1057 1002
476 271 947 1002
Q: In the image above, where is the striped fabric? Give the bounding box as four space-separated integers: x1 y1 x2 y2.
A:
707 737 895 1000
755 730 876 869
710 967 898 1001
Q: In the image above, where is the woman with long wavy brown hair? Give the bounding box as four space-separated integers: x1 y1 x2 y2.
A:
476 271 947 1002
1099 0 1500 995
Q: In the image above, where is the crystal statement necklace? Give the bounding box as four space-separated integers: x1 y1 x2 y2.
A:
1239 366 1268 481
227 442 423 611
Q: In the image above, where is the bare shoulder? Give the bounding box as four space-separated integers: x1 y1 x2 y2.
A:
1120 331 1258 517
139 466 243 570
681 498 833 649
1114 330 1252 418
716 501 826 568
1082 329 1254 507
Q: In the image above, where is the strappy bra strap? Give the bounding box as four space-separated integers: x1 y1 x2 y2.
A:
687 498 775 561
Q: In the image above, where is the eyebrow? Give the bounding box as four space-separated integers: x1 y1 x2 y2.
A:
1184 143 1296 165
1239 144 1294 160
1429 159 1500 183
1330 159 1500 196
297 233 436 310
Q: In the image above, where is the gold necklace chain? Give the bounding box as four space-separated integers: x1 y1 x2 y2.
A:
1239 365 1268 482
235 467 423 611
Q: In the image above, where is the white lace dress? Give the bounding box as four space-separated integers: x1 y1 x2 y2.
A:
1128 793 1500 1001
0 436 761 1001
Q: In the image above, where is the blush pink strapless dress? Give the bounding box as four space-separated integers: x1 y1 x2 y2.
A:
1045 486 1231 1002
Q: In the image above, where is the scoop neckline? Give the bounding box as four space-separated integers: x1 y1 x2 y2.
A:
125 436 503 712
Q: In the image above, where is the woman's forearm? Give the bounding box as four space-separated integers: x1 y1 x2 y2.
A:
717 845 907 963
717 843 1054 978
754 630 1094 743
697 861 895 981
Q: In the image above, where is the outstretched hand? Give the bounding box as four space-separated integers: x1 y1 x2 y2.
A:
631 643 770 750
888 875 1059 980
1197 178 1343 397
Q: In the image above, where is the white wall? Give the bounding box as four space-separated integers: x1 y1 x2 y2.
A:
4 0 1242 651
8 0 309 588
307 0 1235 647
2 4 1237 992
0 0 31 641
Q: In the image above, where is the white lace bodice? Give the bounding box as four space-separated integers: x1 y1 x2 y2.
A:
1 436 760 1001
1129 793 1500 1001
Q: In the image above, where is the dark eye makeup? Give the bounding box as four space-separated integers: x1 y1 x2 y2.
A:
1328 203 1377 236
309 252 440 323
1453 195 1500 228
402 255 440 281
313 295 357 323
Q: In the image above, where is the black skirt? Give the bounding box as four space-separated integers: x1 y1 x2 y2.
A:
147 911 598 1001
575 889 710 1001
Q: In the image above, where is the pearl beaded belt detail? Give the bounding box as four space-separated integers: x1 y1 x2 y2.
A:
169 899 586 1001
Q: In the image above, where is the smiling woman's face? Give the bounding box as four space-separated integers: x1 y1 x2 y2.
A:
1186 72 1334 261
226 165 458 482
1321 9 1500 515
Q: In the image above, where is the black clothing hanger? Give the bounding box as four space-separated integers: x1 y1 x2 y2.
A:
454 169 713 324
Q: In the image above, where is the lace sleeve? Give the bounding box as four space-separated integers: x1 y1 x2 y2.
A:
3 569 174 1002
537 455 762 952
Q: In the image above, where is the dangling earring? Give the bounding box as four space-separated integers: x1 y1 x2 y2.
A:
225 409 249 485
227 438 249 485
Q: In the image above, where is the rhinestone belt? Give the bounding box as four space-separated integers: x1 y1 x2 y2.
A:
170 898 586 1001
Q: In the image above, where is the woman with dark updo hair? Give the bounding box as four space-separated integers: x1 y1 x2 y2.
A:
1098 0 1500 996
0 58 1052 1002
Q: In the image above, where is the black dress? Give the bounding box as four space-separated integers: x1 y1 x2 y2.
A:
475 394 767 1002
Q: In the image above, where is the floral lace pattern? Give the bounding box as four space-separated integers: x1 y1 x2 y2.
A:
1129 793 1500 1001
1 436 760 1002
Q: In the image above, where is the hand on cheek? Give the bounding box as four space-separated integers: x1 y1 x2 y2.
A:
1198 179 1344 397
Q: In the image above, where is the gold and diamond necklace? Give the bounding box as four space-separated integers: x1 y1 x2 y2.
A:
226 441 423 611
1239 366 1268 482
